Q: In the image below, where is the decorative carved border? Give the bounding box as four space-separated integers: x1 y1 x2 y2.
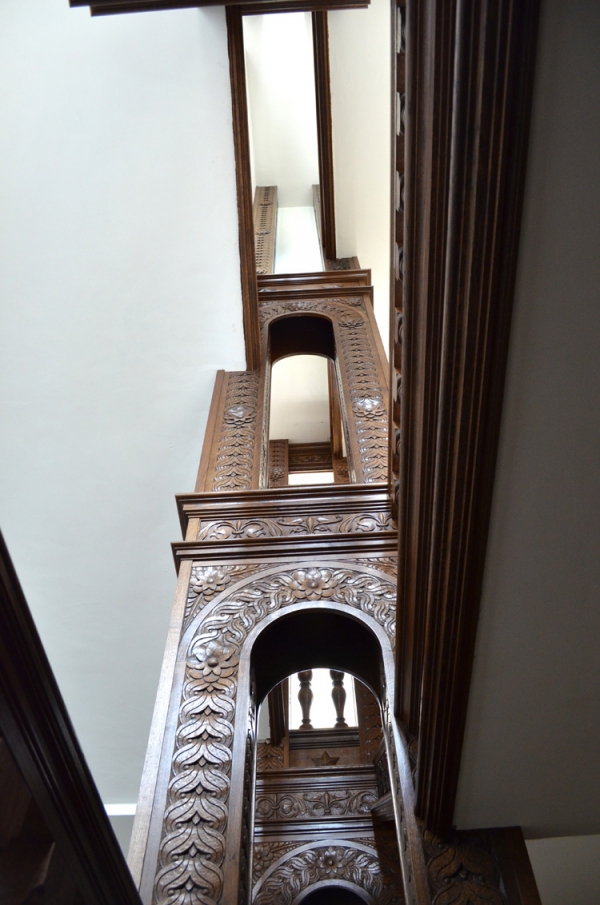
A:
212 371 260 492
153 567 396 905
253 842 404 905
196 511 394 541
255 787 377 821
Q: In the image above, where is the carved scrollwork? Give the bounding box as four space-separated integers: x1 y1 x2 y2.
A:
196 512 394 541
255 789 377 821
258 297 364 328
154 567 396 905
423 831 506 905
252 842 299 885
213 371 259 492
185 564 269 631
253 844 405 905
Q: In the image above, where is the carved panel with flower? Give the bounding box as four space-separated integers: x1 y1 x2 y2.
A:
196 511 394 541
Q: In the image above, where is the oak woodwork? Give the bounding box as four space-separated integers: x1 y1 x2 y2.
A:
0 532 142 905
254 186 278 275
288 441 333 474
258 269 371 292
268 439 289 487
298 671 314 729
226 6 261 370
267 678 288 746
312 11 336 261
396 0 541 835
330 671 348 728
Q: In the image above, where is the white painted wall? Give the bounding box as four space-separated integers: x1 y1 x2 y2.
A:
275 206 323 274
526 835 600 905
244 12 319 207
0 0 245 804
455 0 600 838
328 0 391 351
270 355 330 443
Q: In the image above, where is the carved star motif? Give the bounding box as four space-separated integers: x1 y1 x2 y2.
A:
311 751 340 767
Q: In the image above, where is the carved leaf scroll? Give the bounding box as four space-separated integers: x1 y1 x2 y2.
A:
255 789 377 821
196 511 394 541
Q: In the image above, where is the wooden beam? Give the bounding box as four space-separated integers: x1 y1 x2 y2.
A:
226 6 261 371
312 11 336 261
396 0 540 835
72 0 370 14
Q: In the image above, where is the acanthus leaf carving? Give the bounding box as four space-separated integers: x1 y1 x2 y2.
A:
196 511 394 542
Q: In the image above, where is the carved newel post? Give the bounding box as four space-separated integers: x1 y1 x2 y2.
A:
330 670 348 728
298 670 313 729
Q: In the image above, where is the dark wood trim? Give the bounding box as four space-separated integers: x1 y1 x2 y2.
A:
253 186 278 275
267 679 288 747
74 0 370 14
312 11 336 261
490 827 543 905
258 269 371 291
0 532 142 905
226 6 261 371
396 0 540 836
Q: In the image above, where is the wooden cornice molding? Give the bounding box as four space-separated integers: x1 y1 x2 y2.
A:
397 0 540 835
72 0 369 15
312 11 336 261
258 269 371 291
177 482 394 534
0 532 142 905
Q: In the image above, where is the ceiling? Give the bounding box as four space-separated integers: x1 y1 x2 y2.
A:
0 0 599 897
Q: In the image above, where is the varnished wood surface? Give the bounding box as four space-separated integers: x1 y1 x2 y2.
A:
397 0 541 836
0 532 142 905
226 7 261 370
312 11 336 261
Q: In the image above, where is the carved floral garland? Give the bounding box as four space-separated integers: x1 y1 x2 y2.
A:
154 567 396 905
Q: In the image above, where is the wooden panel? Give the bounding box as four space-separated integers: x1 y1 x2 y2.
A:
254 186 278 275
0 532 142 905
268 439 289 487
396 0 541 835
288 441 332 474
226 6 261 370
312 12 336 261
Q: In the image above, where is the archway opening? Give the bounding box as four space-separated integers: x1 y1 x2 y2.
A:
299 886 369 905
251 607 382 706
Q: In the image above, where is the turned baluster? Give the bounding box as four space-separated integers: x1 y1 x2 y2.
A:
330 670 348 728
298 670 313 729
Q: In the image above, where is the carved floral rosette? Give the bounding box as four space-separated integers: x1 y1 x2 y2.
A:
153 565 396 905
252 842 405 905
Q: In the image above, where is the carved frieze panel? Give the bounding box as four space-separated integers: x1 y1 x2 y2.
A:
153 567 396 905
255 788 377 821
212 370 260 492
196 511 394 541
252 843 405 905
